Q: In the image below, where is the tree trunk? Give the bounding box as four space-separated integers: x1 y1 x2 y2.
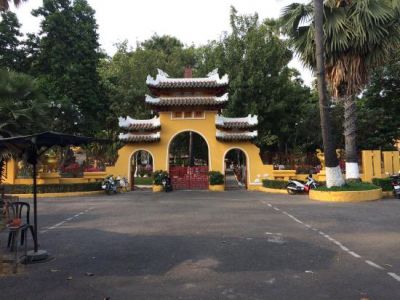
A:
343 95 359 179
313 0 345 187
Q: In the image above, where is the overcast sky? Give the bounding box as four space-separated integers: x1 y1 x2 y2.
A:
11 0 313 85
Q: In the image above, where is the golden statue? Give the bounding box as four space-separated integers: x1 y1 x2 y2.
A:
316 149 325 170
316 149 343 170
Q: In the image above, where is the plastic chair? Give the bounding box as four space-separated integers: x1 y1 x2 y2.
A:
7 201 36 250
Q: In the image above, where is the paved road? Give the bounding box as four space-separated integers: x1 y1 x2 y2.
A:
1 191 400 299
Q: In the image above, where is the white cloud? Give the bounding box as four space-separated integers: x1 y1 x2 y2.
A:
11 0 313 85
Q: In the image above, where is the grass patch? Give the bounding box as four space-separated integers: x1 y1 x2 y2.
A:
134 177 152 185
316 182 380 192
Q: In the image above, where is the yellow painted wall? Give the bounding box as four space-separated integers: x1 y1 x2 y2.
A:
107 110 273 188
362 150 400 182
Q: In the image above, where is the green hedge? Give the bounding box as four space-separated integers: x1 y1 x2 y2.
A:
0 182 102 194
316 182 379 191
209 171 224 185
262 179 288 190
372 178 393 191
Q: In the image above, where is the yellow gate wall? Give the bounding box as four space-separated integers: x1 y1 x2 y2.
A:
107 111 273 189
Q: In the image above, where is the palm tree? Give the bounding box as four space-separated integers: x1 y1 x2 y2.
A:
281 0 400 180
312 0 345 187
0 0 26 11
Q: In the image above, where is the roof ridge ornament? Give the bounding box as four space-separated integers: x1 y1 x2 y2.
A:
146 69 170 85
118 115 160 128
157 69 170 78
146 68 229 86
207 68 229 84
207 68 219 78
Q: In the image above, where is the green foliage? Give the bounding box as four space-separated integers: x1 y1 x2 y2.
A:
0 69 49 137
281 0 400 165
208 171 224 185
153 170 168 185
262 179 288 190
1 182 102 194
0 11 24 71
372 178 393 192
32 0 106 135
357 49 400 150
99 35 197 132
196 8 313 153
316 182 379 191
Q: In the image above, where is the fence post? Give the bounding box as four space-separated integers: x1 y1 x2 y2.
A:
372 150 382 179
362 150 373 182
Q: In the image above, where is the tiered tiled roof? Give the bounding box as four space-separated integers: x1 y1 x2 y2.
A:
119 132 160 143
145 93 228 107
216 130 258 141
118 116 160 131
215 115 258 129
146 69 228 89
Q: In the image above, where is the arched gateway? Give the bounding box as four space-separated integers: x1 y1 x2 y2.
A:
108 68 273 190
169 131 209 190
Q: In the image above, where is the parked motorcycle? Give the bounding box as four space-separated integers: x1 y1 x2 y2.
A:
390 174 400 199
286 175 318 195
102 175 119 195
162 175 173 192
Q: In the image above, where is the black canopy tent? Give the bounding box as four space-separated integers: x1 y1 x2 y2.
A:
0 131 107 261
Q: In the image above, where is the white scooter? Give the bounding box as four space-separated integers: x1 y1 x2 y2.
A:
286 174 318 195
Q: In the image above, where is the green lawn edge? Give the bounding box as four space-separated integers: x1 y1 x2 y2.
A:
315 182 380 192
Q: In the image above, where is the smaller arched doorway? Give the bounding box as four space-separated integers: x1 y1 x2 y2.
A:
224 148 247 190
130 150 153 190
168 131 209 190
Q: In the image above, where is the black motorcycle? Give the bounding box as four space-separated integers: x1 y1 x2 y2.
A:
390 174 400 199
102 175 119 195
162 176 173 192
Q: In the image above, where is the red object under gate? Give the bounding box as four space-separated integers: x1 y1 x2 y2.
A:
169 166 209 190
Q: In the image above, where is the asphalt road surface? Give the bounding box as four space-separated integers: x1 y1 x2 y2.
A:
1 190 400 300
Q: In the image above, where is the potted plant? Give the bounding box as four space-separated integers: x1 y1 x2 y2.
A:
209 171 225 191
152 170 168 192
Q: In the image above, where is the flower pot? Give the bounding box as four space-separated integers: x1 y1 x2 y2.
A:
209 184 224 192
152 185 163 192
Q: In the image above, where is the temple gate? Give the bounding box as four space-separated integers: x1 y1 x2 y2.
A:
107 68 273 190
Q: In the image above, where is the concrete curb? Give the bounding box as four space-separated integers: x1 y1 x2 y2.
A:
309 188 382 202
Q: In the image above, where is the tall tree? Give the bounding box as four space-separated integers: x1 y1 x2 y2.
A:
0 11 24 71
281 0 400 180
196 8 312 155
33 0 105 135
313 0 344 186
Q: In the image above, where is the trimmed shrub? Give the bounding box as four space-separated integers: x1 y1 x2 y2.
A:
209 171 224 185
0 182 102 194
262 179 288 190
153 170 168 185
372 178 393 191
316 182 379 191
